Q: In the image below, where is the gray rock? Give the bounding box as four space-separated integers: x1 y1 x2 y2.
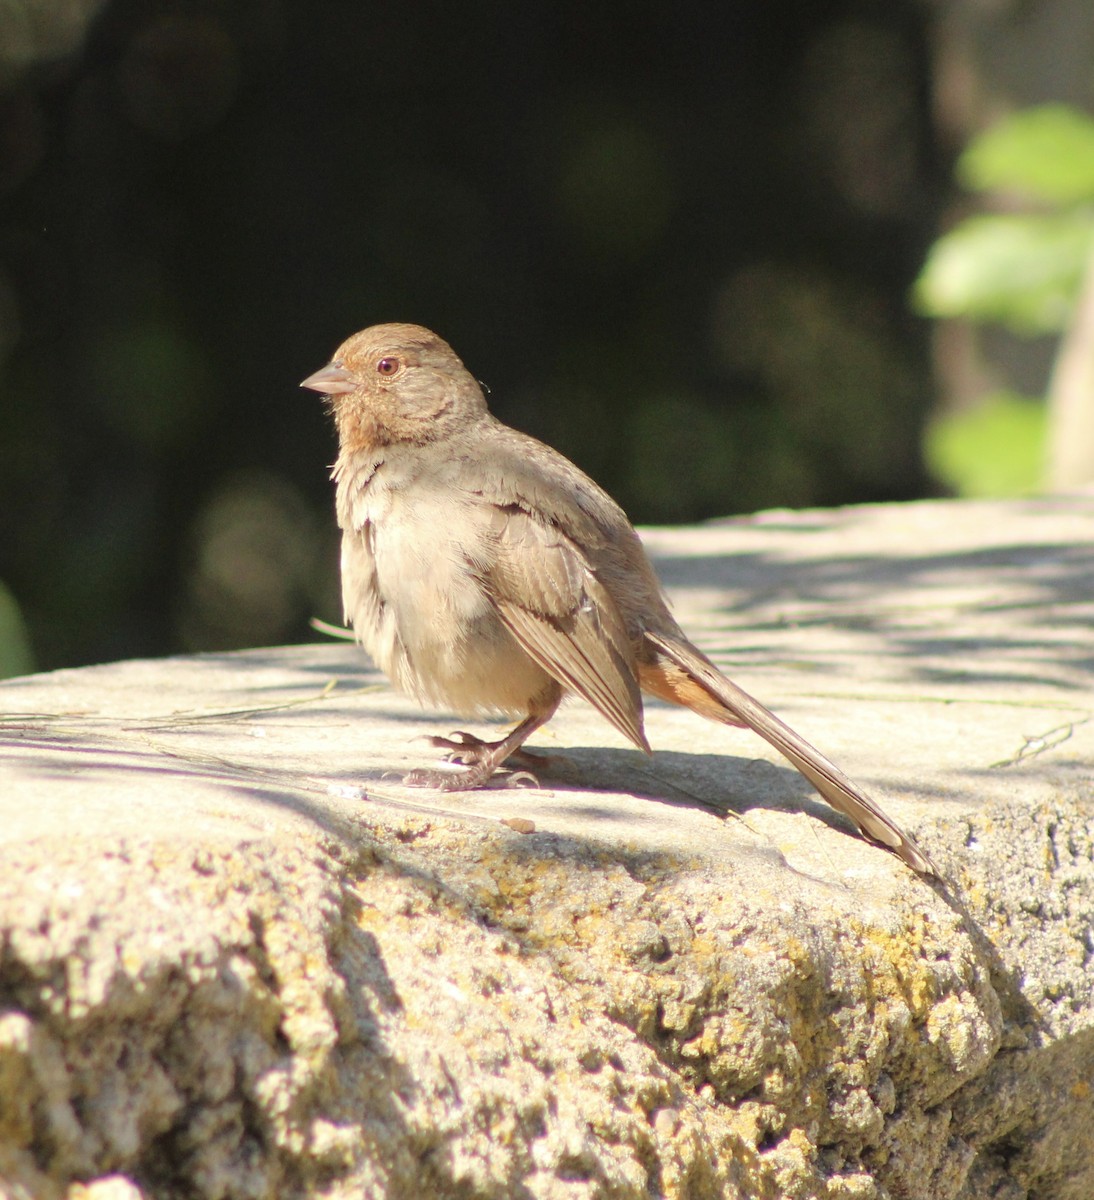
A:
0 496 1091 1199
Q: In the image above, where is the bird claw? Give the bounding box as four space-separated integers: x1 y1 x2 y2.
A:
427 730 494 765
504 770 539 789
441 749 488 767
402 763 540 792
427 730 482 750
403 767 468 791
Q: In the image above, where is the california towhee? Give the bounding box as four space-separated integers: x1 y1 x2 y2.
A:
302 324 935 875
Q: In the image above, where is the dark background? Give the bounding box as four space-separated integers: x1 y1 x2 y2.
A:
0 0 947 672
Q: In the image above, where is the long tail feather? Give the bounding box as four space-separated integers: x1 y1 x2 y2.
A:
644 630 937 876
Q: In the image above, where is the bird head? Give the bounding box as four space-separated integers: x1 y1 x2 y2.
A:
301 323 488 451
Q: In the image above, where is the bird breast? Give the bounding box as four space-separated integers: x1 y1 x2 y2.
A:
335 455 555 716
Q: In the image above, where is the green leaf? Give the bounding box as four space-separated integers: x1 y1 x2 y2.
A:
959 104 1094 204
0 581 34 680
913 212 1094 334
924 392 1046 498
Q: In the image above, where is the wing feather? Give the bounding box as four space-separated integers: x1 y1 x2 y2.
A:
479 505 649 753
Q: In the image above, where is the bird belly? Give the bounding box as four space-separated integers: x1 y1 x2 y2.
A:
341 508 553 718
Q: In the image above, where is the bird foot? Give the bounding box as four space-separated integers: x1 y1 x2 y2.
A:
425 730 494 765
403 763 539 791
427 730 548 771
402 766 475 791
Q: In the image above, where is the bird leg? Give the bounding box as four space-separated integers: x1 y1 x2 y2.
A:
405 709 555 791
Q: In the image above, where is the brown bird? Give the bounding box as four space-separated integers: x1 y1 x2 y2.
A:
302 324 935 875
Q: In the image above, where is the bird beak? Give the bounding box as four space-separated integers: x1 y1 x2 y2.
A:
300 362 360 395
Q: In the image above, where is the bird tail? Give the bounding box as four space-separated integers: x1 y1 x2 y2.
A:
641 630 937 876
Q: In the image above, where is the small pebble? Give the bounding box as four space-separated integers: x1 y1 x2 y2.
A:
501 817 536 834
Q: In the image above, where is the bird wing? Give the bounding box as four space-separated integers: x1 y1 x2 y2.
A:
477 503 650 753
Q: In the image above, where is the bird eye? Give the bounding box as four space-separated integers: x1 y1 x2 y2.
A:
377 356 400 377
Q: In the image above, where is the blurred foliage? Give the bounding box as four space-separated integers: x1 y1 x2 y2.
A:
959 104 1094 205
0 580 34 678
0 0 942 671
916 104 1094 496
924 391 1046 499
916 213 1093 335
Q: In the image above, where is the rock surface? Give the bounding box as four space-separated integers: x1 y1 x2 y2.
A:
0 496 1091 1200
